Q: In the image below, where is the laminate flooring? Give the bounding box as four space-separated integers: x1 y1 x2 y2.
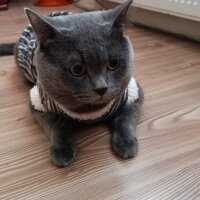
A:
0 1 200 199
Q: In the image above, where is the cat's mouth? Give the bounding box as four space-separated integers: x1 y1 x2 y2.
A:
77 92 120 105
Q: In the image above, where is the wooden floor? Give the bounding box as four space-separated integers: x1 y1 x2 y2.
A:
0 1 200 200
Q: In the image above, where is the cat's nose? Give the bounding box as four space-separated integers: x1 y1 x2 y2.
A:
93 87 108 96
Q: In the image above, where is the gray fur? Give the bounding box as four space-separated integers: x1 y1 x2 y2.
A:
17 0 143 166
109 83 144 158
26 8 133 112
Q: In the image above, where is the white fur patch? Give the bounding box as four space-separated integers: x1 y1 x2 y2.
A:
127 77 139 104
30 85 46 112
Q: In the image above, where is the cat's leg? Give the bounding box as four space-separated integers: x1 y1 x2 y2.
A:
31 106 77 167
110 86 144 159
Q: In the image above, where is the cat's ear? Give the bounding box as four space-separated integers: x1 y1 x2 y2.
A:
106 0 133 33
24 8 58 42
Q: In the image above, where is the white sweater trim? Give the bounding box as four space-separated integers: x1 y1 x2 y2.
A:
127 77 139 104
30 85 46 112
57 99 116 121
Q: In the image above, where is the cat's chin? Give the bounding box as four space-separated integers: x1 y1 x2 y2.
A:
52 90 121 113
57 96 116 114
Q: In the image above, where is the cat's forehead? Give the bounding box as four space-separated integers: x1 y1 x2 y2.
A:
50 11 111 36
58 11 107 25
45 12 127 62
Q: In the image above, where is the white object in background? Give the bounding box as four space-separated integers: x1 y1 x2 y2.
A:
134 0 200 21
74 0 97 11
96 0 200 41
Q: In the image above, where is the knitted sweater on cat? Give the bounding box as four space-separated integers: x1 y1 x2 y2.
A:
30 77 139 122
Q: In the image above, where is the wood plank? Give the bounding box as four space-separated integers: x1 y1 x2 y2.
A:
0 1 200 199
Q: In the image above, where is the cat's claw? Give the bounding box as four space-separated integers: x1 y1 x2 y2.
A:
50 146 77 167
112 134 138 159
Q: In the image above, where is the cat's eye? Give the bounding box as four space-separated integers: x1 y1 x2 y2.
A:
107 60 120 71
69 64 85 76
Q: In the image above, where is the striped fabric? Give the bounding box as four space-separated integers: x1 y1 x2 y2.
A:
17 11 138 123
17 11 71 84
30 84 128 123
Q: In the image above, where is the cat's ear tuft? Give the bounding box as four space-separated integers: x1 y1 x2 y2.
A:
24 8 58 42
106 0 133 33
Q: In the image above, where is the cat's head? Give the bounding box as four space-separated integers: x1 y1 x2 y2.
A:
25 0 134 110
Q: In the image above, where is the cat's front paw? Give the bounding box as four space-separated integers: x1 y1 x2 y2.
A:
50 145 77 167
112 132 138 159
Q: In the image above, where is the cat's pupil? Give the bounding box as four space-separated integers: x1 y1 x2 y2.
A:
70 64 85 76
108 60 119 70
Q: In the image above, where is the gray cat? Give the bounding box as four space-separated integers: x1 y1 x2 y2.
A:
0 0 143 167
